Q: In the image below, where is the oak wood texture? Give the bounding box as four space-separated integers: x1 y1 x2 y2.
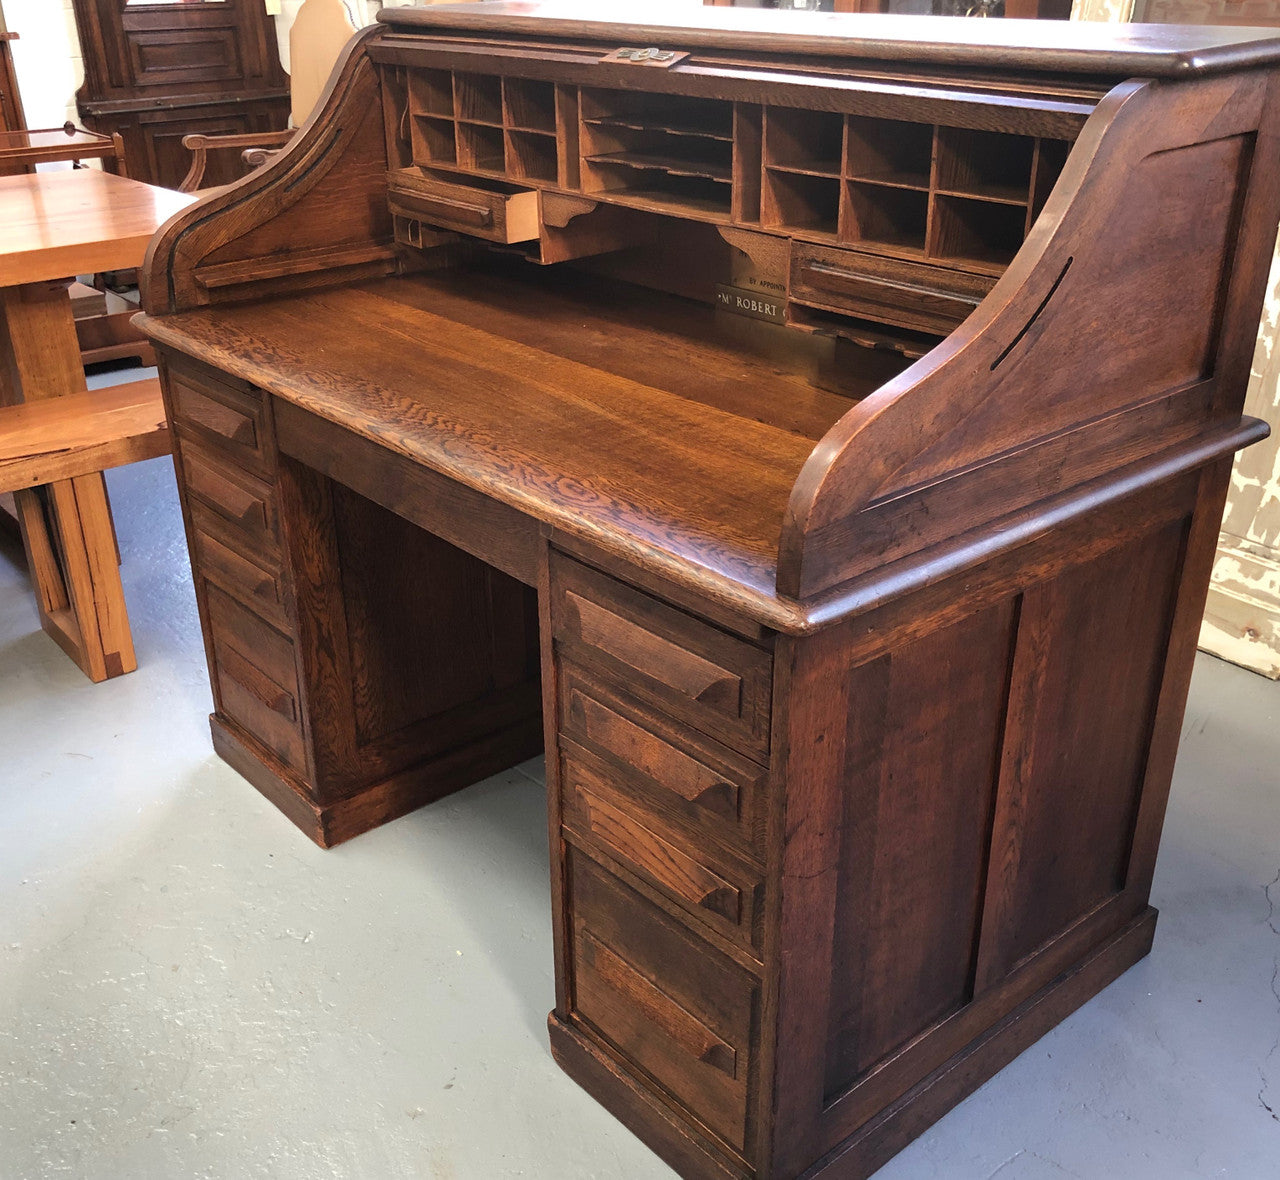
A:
0 379 168 493
137 8 1280 1179
71 0 290 191
0 170 192 681
0 171 192 289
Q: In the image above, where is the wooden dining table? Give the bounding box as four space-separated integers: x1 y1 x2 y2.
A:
0 168 192 681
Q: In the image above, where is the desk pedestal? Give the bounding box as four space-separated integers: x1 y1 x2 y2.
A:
160 347 1225 1179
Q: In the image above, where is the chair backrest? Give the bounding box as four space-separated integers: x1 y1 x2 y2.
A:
289 0 357 128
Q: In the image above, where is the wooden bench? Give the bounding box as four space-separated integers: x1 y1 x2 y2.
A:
0 377 169 494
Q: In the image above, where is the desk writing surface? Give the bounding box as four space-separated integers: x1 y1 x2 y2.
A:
141 269 848 602
0 170 192 287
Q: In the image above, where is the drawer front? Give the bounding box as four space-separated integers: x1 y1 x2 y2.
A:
569 848 757 1152
183 446 281 559
192 525 288 628
387 169 539 244
563 757 762 949
551 554 772 760
205 583 305 772
790 243 993 336
559 669 765 856
168 360 273 475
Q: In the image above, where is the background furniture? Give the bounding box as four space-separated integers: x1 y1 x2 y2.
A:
139 7 1280 1179
0 29 24 135
0 125 154 369
1 169 190 680
72 0 290 190
178 0 355 193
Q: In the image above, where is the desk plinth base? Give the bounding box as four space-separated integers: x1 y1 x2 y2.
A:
210 712 544 848
550 908 1158 1180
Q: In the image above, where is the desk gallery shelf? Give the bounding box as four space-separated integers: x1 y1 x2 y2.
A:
397 64 1076 280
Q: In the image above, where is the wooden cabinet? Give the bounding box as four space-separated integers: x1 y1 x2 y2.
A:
72 0 290 189
138 7 1280 1178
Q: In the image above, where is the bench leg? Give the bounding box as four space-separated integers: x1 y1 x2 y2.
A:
0 281 138 681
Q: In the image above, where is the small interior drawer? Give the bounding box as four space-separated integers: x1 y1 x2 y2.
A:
563 757 762 949
167 360 273 475
568 848 756 1152
387 167 539 244
550 553 772 760
790 243 994 336
182 445 281 560
205 583 305 773
558 668 765 856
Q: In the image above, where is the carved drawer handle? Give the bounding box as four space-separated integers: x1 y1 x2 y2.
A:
579 789 742 922
393 190 495 229
581 931 738 1079
803 262 980 308
218 643 297 722
174 384 258 446
570 689 740 819
567 591 742 713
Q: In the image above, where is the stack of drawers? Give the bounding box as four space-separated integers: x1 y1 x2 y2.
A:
549 553 775 1158
165 356 306 778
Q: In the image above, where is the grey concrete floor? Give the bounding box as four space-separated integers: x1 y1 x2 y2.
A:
1 367 1279 1180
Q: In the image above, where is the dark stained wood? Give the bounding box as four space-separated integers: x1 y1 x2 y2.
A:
72 0 290 190
137 8 1280 1179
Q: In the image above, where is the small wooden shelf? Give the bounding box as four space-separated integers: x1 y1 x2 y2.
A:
583 116 734 143
763 170 841 239
585 151 733 183
845 182 929 255
504 78 557 134
846 116 935 191
765 107 843 176
411 114 457 166
455 72 504 125
408 68 453 118
935 126 1035 206
458 121 505 172
508 128 558 182
929 194 1026 271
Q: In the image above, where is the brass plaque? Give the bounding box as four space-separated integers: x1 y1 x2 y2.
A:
715 284 785 324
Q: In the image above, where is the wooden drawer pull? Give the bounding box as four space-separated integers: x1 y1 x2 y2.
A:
570 690 739 818
218 643 297 721
801 262 981 313
186 455 269 531
567 591 742 712
581 931 737 1079
580 791 741 922
172 383 258 446
195 530 280 606
393 190 494 229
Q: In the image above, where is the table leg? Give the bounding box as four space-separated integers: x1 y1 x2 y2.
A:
0 281 137 681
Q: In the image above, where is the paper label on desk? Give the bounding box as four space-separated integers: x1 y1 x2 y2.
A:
715 284 785 324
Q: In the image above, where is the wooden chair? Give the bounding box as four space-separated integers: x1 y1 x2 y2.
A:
180 0 357 192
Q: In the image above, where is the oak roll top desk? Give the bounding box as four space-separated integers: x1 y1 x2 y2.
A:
137 7 1280 1178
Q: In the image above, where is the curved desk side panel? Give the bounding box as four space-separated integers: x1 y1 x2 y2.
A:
781 66 1280 601
141 27 404 319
